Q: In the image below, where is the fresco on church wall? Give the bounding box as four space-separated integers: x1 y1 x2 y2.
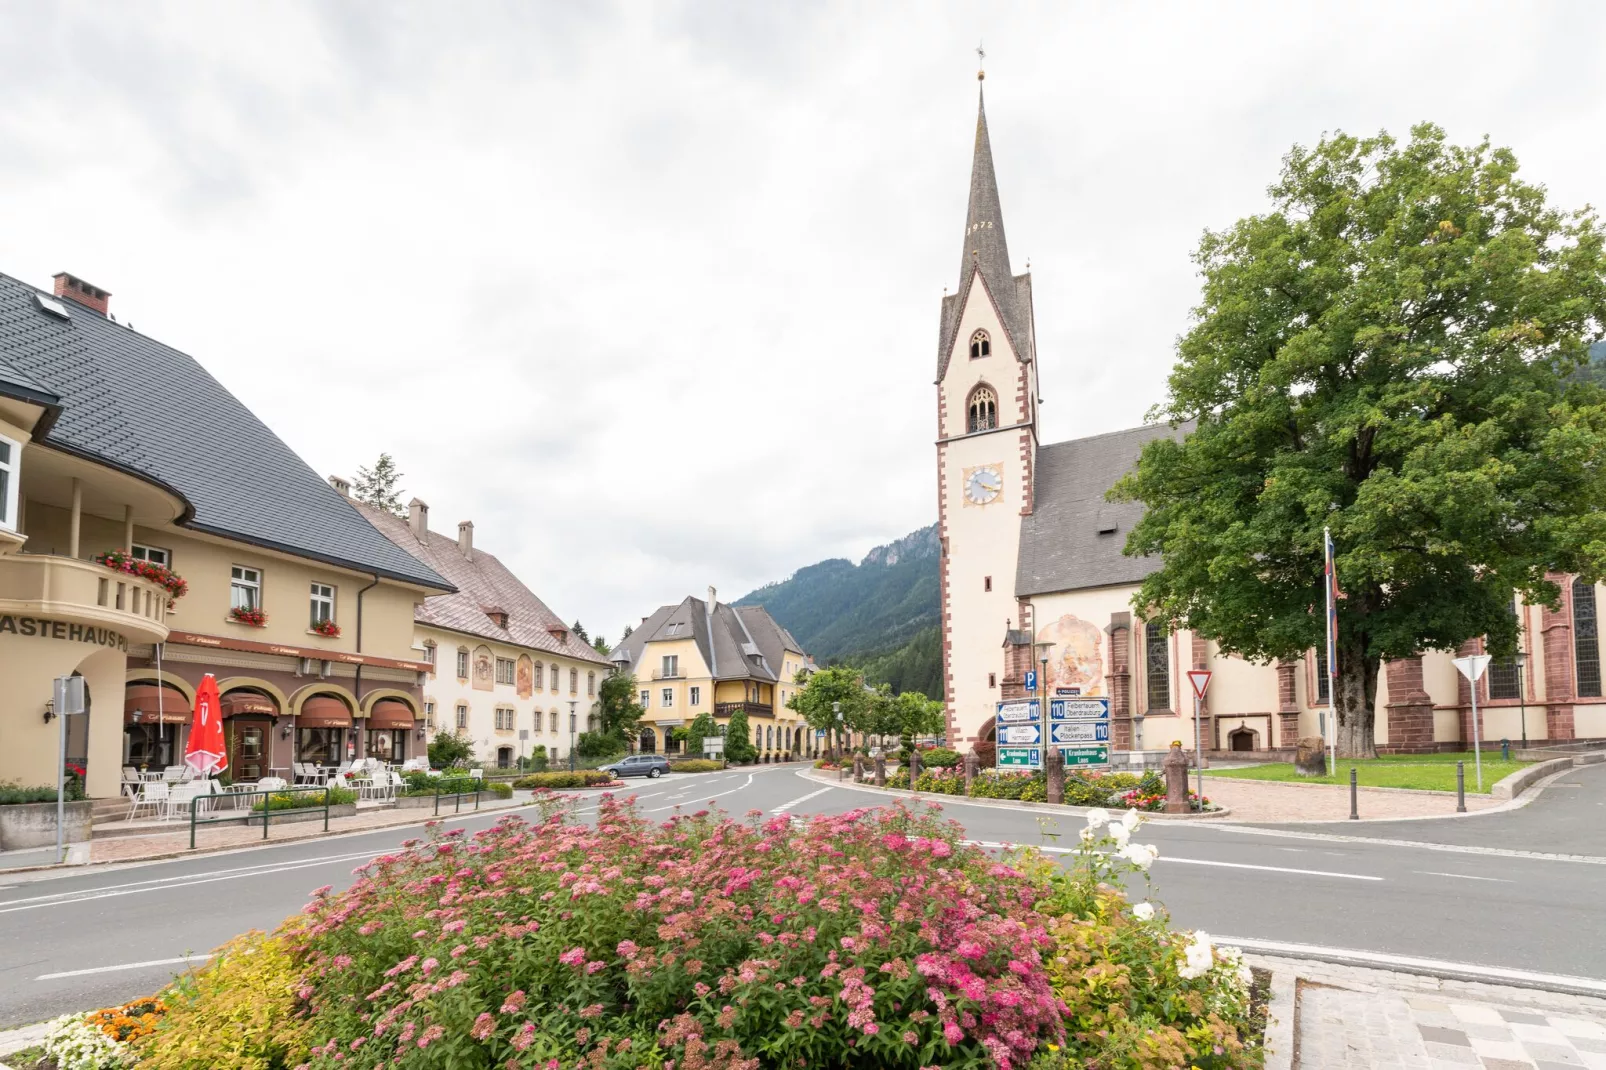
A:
472 645 495 692
1036 614 1104 696
516 654 534 700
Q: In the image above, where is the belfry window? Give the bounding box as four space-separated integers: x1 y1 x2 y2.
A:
969 330 991 360
966 385 998 433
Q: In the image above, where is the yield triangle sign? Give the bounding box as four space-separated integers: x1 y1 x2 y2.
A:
1187 670 1213 700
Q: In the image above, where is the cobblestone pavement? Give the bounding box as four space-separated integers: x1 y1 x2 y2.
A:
1265 957 1606 1069
1201 776 1501 823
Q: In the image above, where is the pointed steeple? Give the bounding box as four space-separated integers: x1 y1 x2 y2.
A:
958 82 1015 295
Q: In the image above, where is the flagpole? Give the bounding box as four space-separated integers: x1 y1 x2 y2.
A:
1325 527 1337 777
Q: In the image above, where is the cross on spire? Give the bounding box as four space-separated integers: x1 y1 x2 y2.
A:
976 42 986 80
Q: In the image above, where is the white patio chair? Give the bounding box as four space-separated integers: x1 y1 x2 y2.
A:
335 761 353 778
163 781 208 822
127 781 169 821
258 776 288 791
162 765 187 783
121 767 142 799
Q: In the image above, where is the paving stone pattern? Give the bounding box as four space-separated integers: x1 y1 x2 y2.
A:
1279 958 1606 1069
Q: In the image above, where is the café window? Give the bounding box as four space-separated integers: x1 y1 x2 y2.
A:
366 729 405 763
309 583 335 627
495 657 516 685
0 434 17 530
131 543 170 568
230 566 261 612
295 728 344 765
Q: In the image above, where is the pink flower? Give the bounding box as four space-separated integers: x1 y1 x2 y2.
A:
417 1024 444 1048
471 1013 496 1040
559 946 586 967
585 960 606 974
500 990 527 1014
904 1031 919 1044
944 1021 964 1045
512 1022 536 1051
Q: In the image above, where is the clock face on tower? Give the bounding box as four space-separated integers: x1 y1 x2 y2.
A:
963 465 1003 506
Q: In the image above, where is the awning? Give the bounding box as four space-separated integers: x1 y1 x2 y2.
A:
124 684 192 725
297 695 353 728
222 692 278 717
367 699 418 730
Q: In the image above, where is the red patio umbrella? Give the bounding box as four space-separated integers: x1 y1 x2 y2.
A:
184 673 228 777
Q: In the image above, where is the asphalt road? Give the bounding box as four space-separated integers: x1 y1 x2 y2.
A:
1 763 1602 1028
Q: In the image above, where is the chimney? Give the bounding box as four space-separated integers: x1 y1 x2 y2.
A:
457 520 474 557
52 272 111 317
408 498 429 540
327 475 351 496
708 585 718 610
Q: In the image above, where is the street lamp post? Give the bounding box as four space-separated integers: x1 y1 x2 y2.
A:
832 700 842 761
568 700 577 772
1514 652 1529 748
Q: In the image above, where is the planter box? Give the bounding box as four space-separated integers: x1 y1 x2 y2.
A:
0 800 94 850
394 791 497 810
244 802 358 827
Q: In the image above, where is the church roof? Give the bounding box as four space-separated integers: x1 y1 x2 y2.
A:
936 85 1034 383
1015 421 1194 597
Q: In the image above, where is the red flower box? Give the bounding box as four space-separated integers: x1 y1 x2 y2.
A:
311 619 341 638
94 550 188 608
229 606 268 627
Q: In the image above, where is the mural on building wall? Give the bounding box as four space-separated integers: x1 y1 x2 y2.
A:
1037 614 1104 696
515 654 534 700
472 645 494 692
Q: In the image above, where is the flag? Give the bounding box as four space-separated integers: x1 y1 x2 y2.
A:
1324 529 1340 687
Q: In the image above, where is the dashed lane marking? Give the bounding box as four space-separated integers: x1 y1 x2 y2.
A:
37 956 212 981
770 787 834 815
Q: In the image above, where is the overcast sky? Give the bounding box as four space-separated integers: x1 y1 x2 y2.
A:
2 1 1602 646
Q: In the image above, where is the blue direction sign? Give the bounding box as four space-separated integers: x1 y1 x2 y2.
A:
1024 670 1037 692
1050 721 1109 745
1049 696 1110 721
999 723 1042 746
995 700 1039 725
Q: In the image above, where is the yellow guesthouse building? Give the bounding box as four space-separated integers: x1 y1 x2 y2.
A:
0 270 452 800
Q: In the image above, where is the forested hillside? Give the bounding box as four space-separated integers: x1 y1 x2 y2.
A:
736 525 942 696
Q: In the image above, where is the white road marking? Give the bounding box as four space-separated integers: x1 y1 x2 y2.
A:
36 955 212 981
1216 936 1606 996
1419 871 1511 883
961 841 1381 881
771 787 833 814
643 773 756 813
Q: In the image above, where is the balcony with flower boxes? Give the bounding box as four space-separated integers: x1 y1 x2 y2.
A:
0 551 171 643
715 701 773 719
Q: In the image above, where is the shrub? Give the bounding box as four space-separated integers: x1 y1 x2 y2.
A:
969 769 1045 800
724 709 757 763
134 929 313 1070
667 758 724 772
426 731 474 769
0 781 82 805
398 773 476 797
510 770 613 790
288 801 1069 1069
922 746 962 768
249 787 356 812
485 781 513 799
576 730 626 760
972 738 997 767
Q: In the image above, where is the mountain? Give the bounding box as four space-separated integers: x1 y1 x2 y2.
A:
736 525 941 695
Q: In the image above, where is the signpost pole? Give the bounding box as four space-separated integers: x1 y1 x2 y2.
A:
1470 670 1483 793
55 681 67 864
1193 689 1203 810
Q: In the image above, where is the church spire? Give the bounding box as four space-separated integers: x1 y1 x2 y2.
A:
959 76 1015 295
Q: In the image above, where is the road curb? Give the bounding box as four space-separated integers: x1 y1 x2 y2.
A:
796 768 1234 820
1219 938 1606 999
0 1018 50 1059
1258 961 1297 1070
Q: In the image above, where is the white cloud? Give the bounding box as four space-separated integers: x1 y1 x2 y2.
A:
1 0 1601 645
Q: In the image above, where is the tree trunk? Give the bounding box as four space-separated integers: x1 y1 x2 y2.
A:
1334 634 1380 759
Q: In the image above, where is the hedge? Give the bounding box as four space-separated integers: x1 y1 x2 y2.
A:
511 770 614 790
667 758 724 772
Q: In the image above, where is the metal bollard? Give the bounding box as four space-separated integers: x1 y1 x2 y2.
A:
1456 761 1466 813
1349 767 1359 820
1501 738 1510 761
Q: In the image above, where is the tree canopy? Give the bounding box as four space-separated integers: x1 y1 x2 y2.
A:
353 453 406 517
590 671 644 749
787 666 873 737
724 710 757 763
1112 122 1606 756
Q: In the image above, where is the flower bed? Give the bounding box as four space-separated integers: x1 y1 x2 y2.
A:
97 800 1259 1070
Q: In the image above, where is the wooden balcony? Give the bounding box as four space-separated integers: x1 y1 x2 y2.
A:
0 552 171 642
715 701 773 718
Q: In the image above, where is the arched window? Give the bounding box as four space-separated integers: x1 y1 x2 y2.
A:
966 385 998 433
587 671 596 697
969 329 991 359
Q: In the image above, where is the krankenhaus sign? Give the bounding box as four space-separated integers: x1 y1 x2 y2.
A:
0 616 128 651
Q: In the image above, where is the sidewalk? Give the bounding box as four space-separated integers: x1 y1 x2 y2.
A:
1258 955 1606 1069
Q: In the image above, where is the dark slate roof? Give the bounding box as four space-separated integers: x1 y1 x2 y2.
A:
936 86 1034 382
609 597 807 683
355 502 608 664
1015 421 1194 597
0 271 451 590
0 349 59 411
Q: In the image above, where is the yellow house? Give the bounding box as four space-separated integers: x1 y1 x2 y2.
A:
608 588 814 760
353 497 612 769
0 270 451 798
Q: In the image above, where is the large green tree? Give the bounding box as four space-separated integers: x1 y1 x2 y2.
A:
1113 123 1606 757
787 666 872 755
591 671 644 748
686 711 720 757
724 709 758 763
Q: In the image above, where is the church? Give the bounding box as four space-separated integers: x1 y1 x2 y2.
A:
934 74 1606 759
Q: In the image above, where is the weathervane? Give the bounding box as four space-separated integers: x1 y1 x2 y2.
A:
976 42 986 81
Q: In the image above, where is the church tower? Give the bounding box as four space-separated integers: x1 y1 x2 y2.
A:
935 69 1040 749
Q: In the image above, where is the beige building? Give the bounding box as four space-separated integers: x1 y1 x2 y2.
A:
0 271 450 799
608 589 814 759
938 83 1606 758
354 498 611 768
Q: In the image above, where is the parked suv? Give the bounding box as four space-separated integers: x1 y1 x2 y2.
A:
600 754 672 779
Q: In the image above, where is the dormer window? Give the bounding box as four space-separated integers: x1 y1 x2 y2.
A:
966 385 998 433
969 330 991 359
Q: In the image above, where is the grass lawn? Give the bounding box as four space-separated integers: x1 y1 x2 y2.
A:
1205 751 1528 794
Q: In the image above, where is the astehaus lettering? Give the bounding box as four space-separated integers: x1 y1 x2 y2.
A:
0 615 128 651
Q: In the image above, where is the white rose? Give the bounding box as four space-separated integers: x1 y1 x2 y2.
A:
1132 901 1155 921
1121 843 1156 871
1085 807 1111 829
1079 825 1096 843
1121 808 1142 832
1109 823 1131 848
